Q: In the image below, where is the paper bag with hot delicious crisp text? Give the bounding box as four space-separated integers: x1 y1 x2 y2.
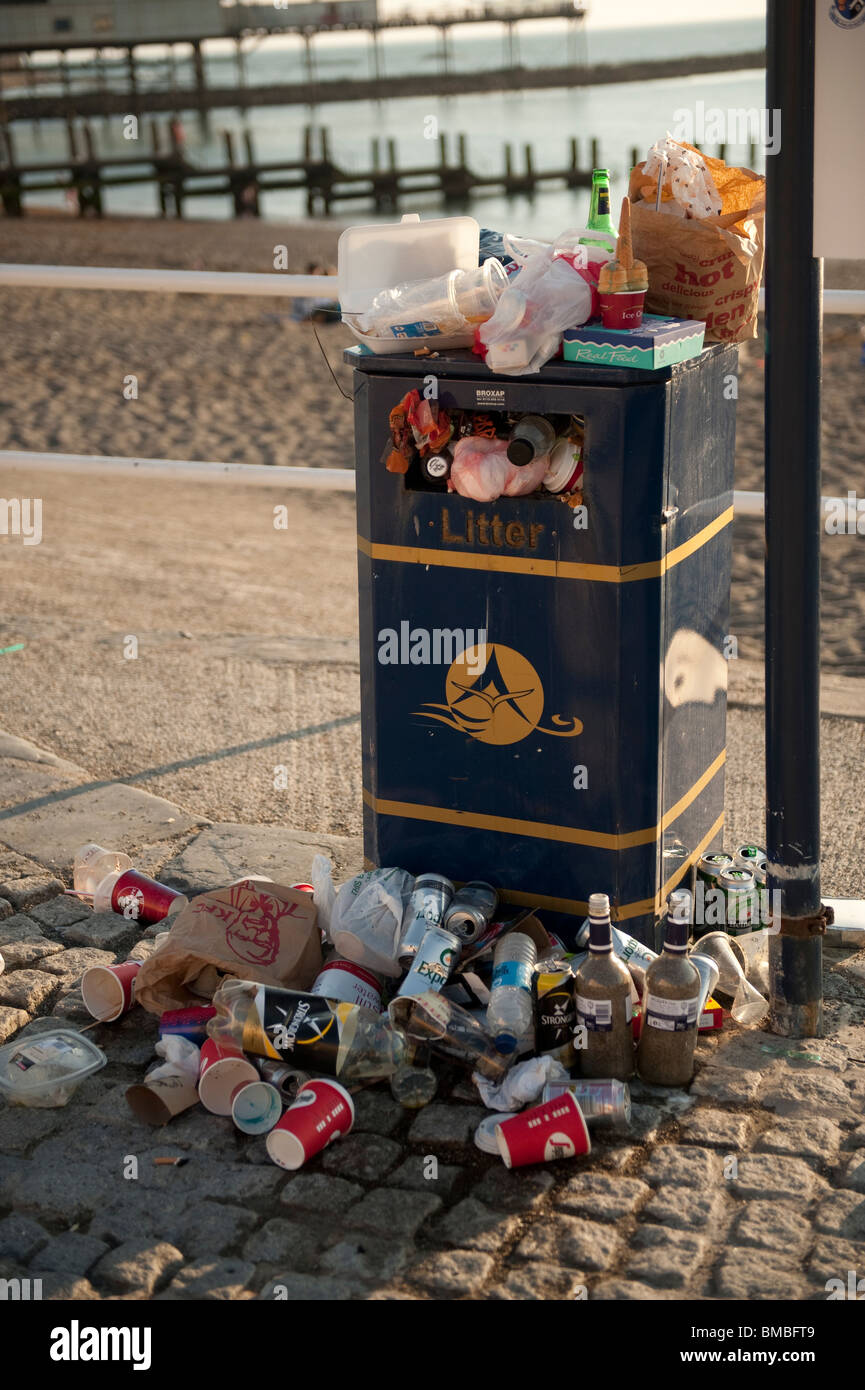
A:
628 145 765 342
133 879 322 1015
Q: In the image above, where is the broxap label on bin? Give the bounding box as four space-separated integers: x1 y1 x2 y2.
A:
242 987 354 1075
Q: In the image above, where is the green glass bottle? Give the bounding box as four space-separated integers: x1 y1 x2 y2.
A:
581 169 618 256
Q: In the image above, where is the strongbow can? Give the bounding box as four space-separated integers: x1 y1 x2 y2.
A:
397 926 461 998
398 873 455 966
311 958 383 1012
533 968 577 1067
444 881 498 944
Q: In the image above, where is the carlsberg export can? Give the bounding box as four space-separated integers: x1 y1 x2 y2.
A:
310 958 384 1012
396 926 461 999
533 968 577 1067
398 873 455 967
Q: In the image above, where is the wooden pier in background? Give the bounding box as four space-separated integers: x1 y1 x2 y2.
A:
0 121 635 219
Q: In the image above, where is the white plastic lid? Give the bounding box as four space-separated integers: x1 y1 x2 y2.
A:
0 1029 106 1099
337 212 480 316
474 1111 513 1155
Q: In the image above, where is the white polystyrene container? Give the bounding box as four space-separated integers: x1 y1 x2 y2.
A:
0 1029 107 1107
338 212 481 354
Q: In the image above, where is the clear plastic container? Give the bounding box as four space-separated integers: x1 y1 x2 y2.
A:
486 931 537 1053
0 1029 107 1108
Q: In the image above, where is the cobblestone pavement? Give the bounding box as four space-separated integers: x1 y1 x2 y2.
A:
1 841 865 1303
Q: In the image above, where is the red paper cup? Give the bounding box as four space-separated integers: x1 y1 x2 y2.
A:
599 289 645 329
265 1078 355 1170
81 960 141 1022
231 1080 283 1135
495 1093 591 1169
109 869 187 925
198 1038 259 1115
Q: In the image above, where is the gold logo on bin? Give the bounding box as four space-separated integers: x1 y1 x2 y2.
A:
416 643 583 746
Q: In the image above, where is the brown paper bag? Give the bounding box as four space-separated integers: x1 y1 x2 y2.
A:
134 879 322 1015
628 151 765 342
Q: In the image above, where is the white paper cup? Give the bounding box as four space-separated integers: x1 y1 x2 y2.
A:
198 1039 259 1116
231 1080 283 1135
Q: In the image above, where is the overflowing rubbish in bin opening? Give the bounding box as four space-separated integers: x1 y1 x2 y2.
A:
6 840 775 1179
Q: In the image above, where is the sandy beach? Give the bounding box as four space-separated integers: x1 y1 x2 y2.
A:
0 213 864 829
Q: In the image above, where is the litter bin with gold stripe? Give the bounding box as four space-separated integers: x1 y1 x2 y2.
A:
346 344 738 947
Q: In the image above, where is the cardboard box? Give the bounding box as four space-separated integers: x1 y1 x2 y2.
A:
562 314 706 371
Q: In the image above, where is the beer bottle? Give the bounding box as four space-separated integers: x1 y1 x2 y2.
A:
636 915 702 1086
581 169 618 256
574 893 634 1080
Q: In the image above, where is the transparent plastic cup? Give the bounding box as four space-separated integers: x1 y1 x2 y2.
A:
73 843 133 895
448 258 509 324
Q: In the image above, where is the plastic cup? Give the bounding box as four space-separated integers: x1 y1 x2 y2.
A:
449 258 509 324
599 289 646 329
81 960 141 1022
73 843 133 895
265 1078 355 1170
197 1039 259 1115
230 1080 283 1135
495 1092 591 1168
126 1069 199 1125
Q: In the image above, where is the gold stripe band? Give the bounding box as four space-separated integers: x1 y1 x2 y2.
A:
358 506 733 585
362 749 724 853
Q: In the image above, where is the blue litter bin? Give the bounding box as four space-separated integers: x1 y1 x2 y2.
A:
346 344 738 947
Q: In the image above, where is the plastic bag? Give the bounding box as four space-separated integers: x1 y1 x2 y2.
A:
473 1055 570 1111
478 234 609 376
329 865 415 978
448 436 548 503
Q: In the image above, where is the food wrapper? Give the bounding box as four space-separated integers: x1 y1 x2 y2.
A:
133 879 322 1015
628 136 765 342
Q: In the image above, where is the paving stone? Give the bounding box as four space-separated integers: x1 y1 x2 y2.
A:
38 1274 101 1301
352 1090 404 1136
730 1154 824 1202
52 989 93 1025
0 1005 28 1041
320 1232 412 1284
39 947 117 983
555 1172 650 1221
0 968 60 1012
690 1067 763 1103
517 1216 619 1273
0 872 64 912
0 1213 49 1262
349 1187 442 1239
408 1103 486 1146
162 823 361 894
760 1070 853 1118
6 1161 122 1223
596 1145 641 1172
732 1201 813 1255
175 1202 259 1259
160 1258 255 1300
715 1247 808 1300
88 1194 189 1247
472 1166 554 1212
409 1249 495 1297
242 1219 323 1269
847 1124 865 1151
807 1237 865 1290
678 1108 754 1150
259 1273 355 1301
490 1265 586 1300
435 1198 519 1252
28 897 91 931
31 1233 110 1277
280 1173 364 1215
627 1226 706 1289
320 1133 403 1182
837 1153 865 1193
62 913 137 952
386 1157 465 1199
0 914 47 946
592 1279 678 1300
0 937 66 970
813 1191 865 1241
641 1145 722 1189
755 1117 842 1165
641 1186 731 1232
92 1239 184 1295
0 897 11 920
629 1104 664 1144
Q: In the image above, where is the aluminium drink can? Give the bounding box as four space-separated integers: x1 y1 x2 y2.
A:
697 852 733 888
310 958 384 1012
255 1058 311 1103
444 881 498 944
397 925 461 998
719 867 758 936
541 1078 631 1127
398 873 455 966
533 968 577 1068
734 845 768 885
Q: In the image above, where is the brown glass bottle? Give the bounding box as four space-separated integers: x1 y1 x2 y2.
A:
574 893 634 1080
636 915 702 1086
